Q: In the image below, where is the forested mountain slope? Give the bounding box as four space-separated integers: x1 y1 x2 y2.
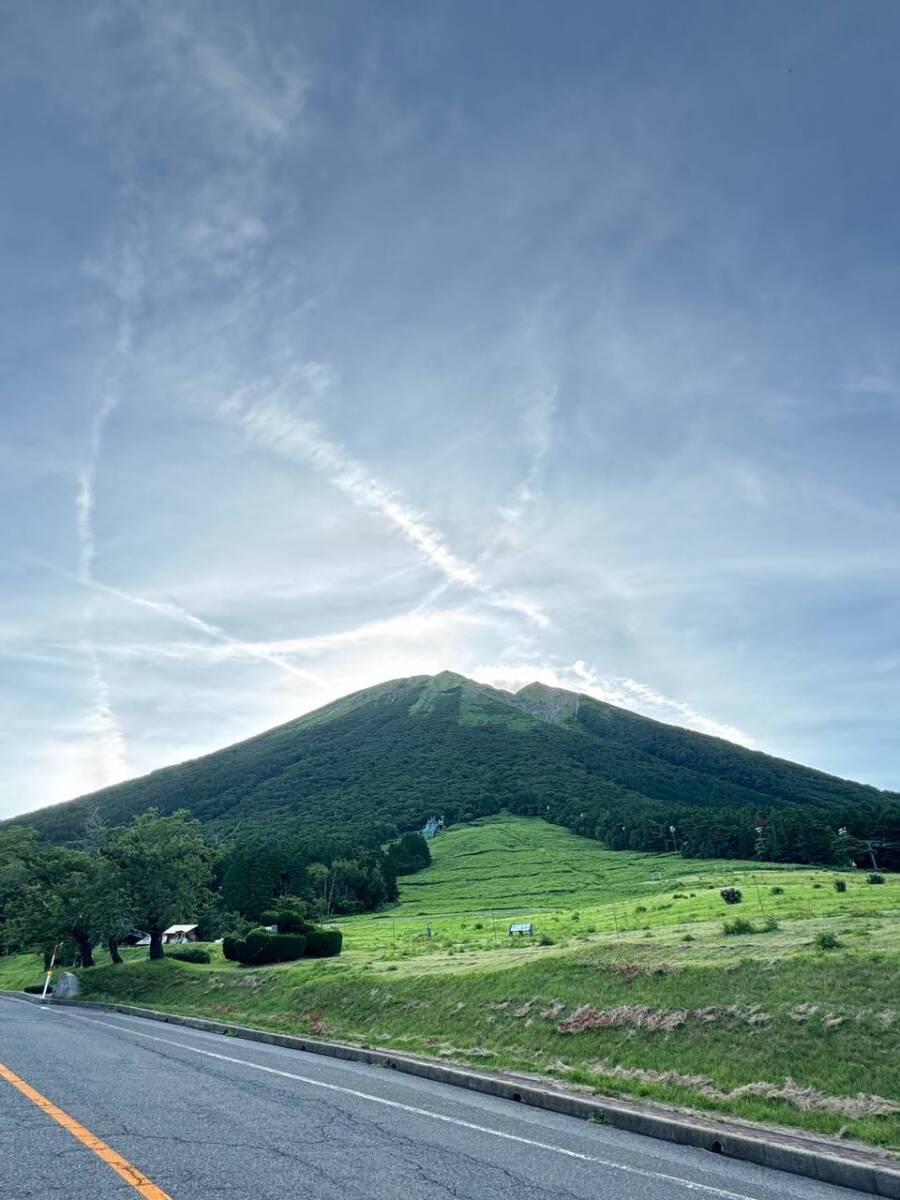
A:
11 671 899 860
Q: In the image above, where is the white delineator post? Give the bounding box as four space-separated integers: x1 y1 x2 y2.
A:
40 944 59 1002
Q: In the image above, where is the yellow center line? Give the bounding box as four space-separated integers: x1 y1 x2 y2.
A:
0 1059 172 1200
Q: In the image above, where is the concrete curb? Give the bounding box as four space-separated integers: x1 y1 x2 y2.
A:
18 992 900 1197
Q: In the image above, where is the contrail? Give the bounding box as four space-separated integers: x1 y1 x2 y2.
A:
73 302 137 787
222 385 551 629
87 577 327 687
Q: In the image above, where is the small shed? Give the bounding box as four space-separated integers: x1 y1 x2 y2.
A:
162 924 200 945
508 922 534 936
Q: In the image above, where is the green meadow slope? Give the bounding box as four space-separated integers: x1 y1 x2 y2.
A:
6 816 899 1149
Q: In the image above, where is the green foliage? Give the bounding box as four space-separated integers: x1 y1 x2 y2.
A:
770 886 784 894
101 809 215 957
720 888 743 905
722 917 755 935
815 931 842 950
10 674 899 871
867 872 886 885
260 899 309 934
228 928 307 965
302 928 343 958
165 946 211 964
385 833 431 876
833 878 847 893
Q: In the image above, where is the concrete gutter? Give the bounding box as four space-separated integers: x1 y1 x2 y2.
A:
18 992 900 1198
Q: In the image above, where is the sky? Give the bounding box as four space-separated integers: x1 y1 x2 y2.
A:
2 1 899 819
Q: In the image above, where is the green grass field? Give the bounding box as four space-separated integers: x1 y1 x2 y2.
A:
330 816 900 962
3 815 898 1149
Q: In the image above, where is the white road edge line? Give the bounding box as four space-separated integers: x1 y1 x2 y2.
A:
44 1006 763 1200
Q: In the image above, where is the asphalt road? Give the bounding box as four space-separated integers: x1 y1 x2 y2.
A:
0 994 875 1200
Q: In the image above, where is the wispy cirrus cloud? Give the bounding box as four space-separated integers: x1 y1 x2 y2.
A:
93 607 491 669
84 577 327 688
221 378 551 629
472 659 756 747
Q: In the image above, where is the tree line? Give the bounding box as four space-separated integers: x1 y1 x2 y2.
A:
0 809 432 966
531 795 900 868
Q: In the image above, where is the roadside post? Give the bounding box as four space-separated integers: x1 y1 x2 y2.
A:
40 945 59 1002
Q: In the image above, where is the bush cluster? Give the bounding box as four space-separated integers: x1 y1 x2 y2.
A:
722 914 778 936
815 931 842 950
166 946 211 964
223 927 307 965
303 928 343 958
832 878 847 893
722 917 755 935
720 887 743 905
222 923 343 964
867 872 885 885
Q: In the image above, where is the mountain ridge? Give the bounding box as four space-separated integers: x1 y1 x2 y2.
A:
8 671 898 855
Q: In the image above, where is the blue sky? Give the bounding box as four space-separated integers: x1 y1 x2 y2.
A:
2 1 899 818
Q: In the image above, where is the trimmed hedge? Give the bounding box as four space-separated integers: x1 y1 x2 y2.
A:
223 924 343 964
303 929 343 958
261 907 309 935
166 947 211 964
225 928 307 965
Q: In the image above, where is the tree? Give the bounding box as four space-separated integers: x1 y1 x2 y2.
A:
3 845 102 967
0 827 39 952
102 810 214 960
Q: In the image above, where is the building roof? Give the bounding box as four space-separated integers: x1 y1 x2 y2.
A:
162 924 199 934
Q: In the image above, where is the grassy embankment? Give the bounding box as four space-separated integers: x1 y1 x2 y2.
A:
3 815 899 1149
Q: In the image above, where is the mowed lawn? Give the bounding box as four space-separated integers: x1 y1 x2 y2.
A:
331 815 900 959
3 815 899 1149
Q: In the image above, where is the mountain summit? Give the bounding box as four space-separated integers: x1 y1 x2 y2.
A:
12 671 897 845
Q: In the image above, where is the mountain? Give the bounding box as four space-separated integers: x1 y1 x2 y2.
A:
10 671 898 854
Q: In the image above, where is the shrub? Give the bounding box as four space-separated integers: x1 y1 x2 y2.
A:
261 904 309 934
815 931 842 951
303 929 343 958
812 883 822 889
24 985 47 995
166 947 211 964
720 888 743 905
681 934 695 942
832 878 847 893
635 905 647 914
722 917 755 936
761 917 779 932
769 886 784 895
867 872 885 885
227 928 307 965
222 935 239 961
473 922 483 930
538 934 555 946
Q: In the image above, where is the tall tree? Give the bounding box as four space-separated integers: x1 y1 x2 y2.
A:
3 845 102 967
102 809 214 960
